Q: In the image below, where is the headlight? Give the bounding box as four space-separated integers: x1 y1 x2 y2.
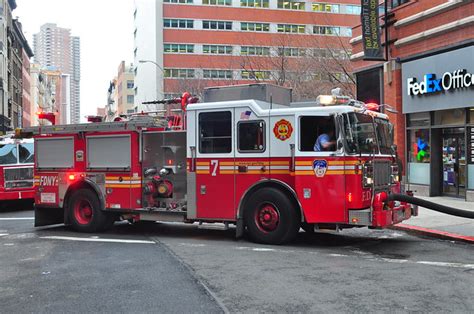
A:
362 162 373 187
391 164 399 184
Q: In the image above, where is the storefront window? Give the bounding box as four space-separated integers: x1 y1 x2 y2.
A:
469 108 474 124
434 109 466 126
408 129 430 185
407 112 430 127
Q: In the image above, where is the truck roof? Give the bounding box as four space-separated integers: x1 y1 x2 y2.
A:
187 99 389 120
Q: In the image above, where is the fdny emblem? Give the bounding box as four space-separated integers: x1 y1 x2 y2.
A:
273 119 293 141
313 160 328 178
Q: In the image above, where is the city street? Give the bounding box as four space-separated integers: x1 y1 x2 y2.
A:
1 207 473 313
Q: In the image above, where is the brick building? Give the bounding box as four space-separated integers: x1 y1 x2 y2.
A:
350 0 474 201
133 0 363 110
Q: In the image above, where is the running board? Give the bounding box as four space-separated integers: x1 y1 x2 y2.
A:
198 222 229 231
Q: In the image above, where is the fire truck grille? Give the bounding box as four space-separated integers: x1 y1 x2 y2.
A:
4 167 34 189
373 161 391 188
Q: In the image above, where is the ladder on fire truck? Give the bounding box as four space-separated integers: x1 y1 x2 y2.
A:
19 108 188 136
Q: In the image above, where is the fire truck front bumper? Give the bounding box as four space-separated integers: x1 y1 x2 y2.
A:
348 192 418 228
372 191 418 227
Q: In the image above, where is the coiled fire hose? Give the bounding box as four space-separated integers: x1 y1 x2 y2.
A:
387 194 474 219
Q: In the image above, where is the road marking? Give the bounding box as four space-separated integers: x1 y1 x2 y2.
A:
416 261 474 269
40 236 155 244
175 242 474 270
0 233 9 237
0 217 34 220
252 248 275 252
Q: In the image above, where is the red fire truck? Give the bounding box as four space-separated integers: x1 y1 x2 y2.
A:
21 84 416 244
0 135 35 206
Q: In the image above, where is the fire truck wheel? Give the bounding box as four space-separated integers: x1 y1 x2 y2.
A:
244 187 300 245
68 189 114 232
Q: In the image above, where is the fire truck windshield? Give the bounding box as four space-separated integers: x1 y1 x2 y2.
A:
343 113 393 155
374 118 394 155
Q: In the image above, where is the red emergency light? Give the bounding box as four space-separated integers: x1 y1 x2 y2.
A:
36 112 56 125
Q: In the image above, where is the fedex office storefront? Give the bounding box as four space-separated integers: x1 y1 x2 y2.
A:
402 45 474 201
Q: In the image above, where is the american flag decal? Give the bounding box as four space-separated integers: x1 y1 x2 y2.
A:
240 110 251 120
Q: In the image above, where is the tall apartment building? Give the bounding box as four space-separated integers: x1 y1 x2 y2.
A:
33 23 80 124
133 0 361 110
116 61 135 115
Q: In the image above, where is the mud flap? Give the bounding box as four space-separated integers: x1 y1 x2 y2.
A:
235 217 244 239
34 206 65 227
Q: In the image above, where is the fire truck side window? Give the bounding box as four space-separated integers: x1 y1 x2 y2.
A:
299 116 336 152
0 144 18 165
19 143 34 164
199 111 232 154
238 120 265 152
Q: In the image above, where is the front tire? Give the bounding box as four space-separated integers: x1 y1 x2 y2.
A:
68 189 114 232
244 187 300 245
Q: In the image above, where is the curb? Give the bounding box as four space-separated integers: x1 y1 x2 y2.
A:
392 224 474 244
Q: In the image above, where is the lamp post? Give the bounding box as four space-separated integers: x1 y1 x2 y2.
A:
138 59 163 110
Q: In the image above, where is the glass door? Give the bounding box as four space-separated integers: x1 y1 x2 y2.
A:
442 129 466 197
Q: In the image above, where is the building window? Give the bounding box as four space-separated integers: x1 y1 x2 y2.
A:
241 22 270 32
240 0 269 7
163 19 194 29
164 43 195 53
203 0 231 5
203 45 233 54
241 46 270 56
203 69 233 79
164 0 193 3
126 80 134 89
203 20 232 30
238 120 265 152
313 26 351 36
199 111 232 154
127 95 134 104
278 0 305 10
391 0 410 9
407 129 430 185
312 3 339 13
278 47 307 57
345 5 361 15
164 68 195 78
241 70 271 80
277 24 306 34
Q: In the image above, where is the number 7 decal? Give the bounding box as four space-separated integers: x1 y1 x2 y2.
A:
211 160 219 176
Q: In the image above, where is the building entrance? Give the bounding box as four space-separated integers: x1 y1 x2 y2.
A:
442 128 466 197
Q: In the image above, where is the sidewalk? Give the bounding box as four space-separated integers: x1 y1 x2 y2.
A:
393 196 474 243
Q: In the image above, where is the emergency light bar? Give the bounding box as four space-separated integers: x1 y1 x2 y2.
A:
316 95 351 106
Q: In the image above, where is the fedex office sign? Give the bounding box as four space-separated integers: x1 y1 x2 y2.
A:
407 69 474 96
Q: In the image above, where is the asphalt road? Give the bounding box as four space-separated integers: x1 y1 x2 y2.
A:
1 207 473 313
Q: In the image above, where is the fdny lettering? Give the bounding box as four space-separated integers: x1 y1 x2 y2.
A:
40 176 59 186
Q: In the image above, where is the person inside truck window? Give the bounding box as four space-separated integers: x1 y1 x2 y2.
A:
314 128 336 152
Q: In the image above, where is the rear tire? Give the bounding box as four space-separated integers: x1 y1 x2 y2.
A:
68 189 114 232
244 187 300 245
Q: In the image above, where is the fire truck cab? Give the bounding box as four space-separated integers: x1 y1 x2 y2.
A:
0 135 34 203
25 84 416 244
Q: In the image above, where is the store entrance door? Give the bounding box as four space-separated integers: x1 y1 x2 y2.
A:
442 129 466 197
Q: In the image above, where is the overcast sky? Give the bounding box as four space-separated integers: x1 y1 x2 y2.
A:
15 0 135 119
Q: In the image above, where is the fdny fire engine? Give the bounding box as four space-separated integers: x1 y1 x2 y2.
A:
20 84 416 244
0 135 34 205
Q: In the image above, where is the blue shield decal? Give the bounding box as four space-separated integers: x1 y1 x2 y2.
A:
313 160 327 178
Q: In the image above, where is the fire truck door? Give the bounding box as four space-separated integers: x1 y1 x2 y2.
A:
234 108 269 210
195 110 235 220
294 114 346 223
